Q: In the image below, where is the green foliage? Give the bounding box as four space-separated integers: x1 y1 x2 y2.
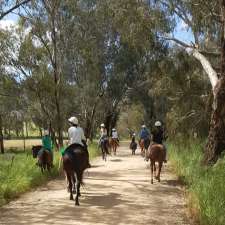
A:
169 140 225 225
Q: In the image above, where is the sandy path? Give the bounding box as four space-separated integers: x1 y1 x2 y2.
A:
0 144 191 225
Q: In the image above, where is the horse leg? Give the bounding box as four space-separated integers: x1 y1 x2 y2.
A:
156 162 163 182
66 172 73 200
150 160 154 184
153 162 157 178
75 172 82 206
72 173 76 194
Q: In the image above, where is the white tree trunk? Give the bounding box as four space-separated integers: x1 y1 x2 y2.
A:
186 48 218 95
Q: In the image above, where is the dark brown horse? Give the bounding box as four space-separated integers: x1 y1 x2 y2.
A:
62 145 88 205
130 137 137 155
147 144 166 184
100 139 109 161
32 145 52 173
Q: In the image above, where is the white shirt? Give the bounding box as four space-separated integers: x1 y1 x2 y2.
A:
68 126 86 146
100 128 107 138
112 131 118 139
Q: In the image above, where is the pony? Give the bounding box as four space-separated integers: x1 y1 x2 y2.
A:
62 144 88 205
147 144 166 184
100 138 109 161
139 138 150 158
32 145 52 173
130 137 137 155
109 137 119 155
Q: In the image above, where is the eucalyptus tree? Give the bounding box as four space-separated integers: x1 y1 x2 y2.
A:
154 0 225 164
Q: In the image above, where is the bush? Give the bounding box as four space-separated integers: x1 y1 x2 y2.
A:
169 140 225 225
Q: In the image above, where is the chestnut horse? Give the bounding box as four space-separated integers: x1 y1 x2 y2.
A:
147 144 166 184
62 144 88 205
109 138 119 155
139 138 150 158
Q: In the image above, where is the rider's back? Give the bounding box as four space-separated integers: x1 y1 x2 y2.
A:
68 126 85 146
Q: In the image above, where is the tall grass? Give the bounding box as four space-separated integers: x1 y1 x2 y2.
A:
169 140 225 225
0 143 99 206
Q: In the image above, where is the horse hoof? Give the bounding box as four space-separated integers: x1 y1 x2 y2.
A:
75 201 80 206
70 197 74 201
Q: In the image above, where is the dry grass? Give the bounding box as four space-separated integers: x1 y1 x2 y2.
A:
4 139 42 150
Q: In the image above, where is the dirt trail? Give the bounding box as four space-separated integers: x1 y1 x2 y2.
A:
0 144 191 225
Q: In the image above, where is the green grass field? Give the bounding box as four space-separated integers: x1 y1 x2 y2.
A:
169 140 225 225
0 142 99 206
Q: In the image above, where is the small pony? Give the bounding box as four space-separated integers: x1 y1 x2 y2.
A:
32 145 52 173
146 144 166 184
109 138 119 155
130 137 137 155
100 138 109 161
139 138 150 158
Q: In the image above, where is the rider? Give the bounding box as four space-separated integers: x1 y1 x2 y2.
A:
38 129 53 167
151 121 167 163
112 128 119 144
67 116 91 168
139 124 151 150
99 123 109 154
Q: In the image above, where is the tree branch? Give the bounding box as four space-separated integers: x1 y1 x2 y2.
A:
0 0 31 20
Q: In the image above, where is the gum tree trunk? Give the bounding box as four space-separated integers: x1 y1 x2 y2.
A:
204 0 225 164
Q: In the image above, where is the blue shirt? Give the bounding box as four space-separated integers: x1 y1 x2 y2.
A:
139 128 150 139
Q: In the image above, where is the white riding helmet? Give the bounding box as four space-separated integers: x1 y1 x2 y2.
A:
100 123 105 128
112 128 116 131
142 125 146 128
44 130 49 136
155 121 162 127
68 116 78 125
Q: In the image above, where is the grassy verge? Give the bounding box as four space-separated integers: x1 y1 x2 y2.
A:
0 143 99 207
169 140 225 225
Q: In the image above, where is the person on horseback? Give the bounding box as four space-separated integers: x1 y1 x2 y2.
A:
139 125 151 149
37 129 53 167
112 128 119 143
151 121 167 163
67 116 91 168
99 123 109 154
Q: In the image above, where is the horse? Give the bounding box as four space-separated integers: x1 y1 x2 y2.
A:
100 138 109 161
130 137 137 155
139 139 145 156
109 138 119 155
147 144 166 184
139 138 150 158
32 145 52 173
62 144 88 206
32 145 42 158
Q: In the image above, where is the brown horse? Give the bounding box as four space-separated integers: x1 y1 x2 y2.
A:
32 146 52 173
62 144 88 205
147 144 166 184
109 138 119 155
130 137 137 155
139 139 145 156
139 138 150 158
100 139 109 161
